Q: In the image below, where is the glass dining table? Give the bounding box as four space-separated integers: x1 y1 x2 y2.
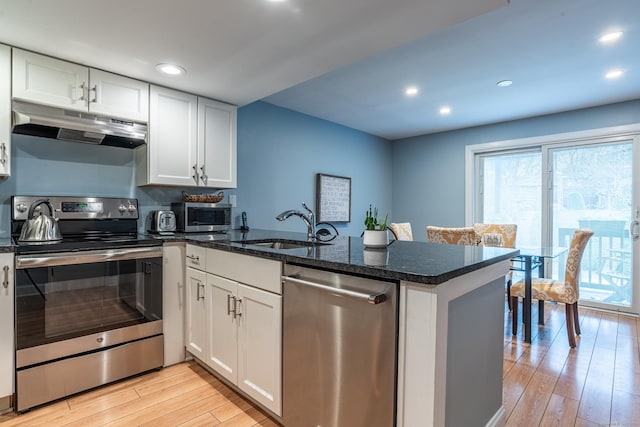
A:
512 246 568 343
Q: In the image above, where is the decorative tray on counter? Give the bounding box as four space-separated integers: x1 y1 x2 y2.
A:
182 191 225 203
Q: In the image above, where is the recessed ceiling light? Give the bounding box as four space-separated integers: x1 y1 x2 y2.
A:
439 106 451 115
599 31 623 43
266 0 287 2
405 86 419 97
156 63 186 76
497 80 513 87
605 69 624 79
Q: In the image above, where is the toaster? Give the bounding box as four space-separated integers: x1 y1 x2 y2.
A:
147 210 176 234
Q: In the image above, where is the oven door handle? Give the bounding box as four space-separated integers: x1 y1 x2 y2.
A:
16 246 163 269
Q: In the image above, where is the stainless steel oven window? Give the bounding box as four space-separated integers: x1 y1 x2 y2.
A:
15 255 162 350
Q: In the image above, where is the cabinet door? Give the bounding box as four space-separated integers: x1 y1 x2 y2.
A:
12 48 88 111
147 86 198 186
0 44 10 177
197 97 237 188
206 273 238 383
185 267 207 360
163 243 186 367
0 253 14 400
237 284 282 415
88 69 149 122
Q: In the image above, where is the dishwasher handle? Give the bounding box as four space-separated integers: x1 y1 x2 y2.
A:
282 274 387 304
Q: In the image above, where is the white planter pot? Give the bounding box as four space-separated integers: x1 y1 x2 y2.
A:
363 230 389 248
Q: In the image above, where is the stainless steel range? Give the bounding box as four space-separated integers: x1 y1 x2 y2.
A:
11 196 164 412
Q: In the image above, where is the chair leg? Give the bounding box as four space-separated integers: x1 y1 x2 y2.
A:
511 296 518 335
565 303 576 348
572 302 581 335
507 280 512 311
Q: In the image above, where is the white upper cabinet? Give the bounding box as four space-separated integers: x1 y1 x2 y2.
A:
138 85 237 188
198 97 237 188
87 68 149 122
0 44 10 177
139 85 198 186
12 49 148 122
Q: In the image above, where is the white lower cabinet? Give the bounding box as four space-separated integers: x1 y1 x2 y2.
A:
0 253 15 411
235 282 282 414
207 274 238 381
185 247 282 416
186 266 208 361
163 243 186 366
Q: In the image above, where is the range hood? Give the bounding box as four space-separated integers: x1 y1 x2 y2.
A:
12 100 147 148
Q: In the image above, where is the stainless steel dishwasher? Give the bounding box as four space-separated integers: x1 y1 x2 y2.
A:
282 264 398 427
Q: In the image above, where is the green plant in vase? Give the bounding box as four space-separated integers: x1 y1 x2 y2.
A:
364 205 388 231
363 205 389 248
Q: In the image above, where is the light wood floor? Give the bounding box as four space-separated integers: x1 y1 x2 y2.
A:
1 301 638 426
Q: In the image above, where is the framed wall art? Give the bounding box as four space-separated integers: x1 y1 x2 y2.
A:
316 173 351 223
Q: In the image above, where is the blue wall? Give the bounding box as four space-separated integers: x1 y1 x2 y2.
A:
236 101 392 236
0 134 189 236
392 99 640 241
2 99 637 240
0 101 393 238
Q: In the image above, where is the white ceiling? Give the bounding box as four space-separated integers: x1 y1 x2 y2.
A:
1 0 638 140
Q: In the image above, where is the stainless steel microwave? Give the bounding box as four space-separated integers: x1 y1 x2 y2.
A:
171 202 231 233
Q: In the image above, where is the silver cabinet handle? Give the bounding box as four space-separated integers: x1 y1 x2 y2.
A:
186 254 200 264
192 164 199 184
631 220 640 239
227 294 234 316
78 82 88 102
282 275 387 304
2 265 8 289
90 84 98 103
227 295 240 318
199 165 208 186
196 282 204 301
235 297 242 318
0 143 6 165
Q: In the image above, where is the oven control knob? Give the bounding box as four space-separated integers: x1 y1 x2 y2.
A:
118 204 127 214
127 203 137 213
16 203 28 213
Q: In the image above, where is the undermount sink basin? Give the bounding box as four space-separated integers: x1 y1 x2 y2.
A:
233 239 330 250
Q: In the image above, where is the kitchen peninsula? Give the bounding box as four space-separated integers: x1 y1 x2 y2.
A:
182 229 518 427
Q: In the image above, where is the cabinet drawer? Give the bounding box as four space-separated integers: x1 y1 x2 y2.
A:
207 249 282 294
185 244 206 270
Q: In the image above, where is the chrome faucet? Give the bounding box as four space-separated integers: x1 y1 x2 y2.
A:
276 202 315 240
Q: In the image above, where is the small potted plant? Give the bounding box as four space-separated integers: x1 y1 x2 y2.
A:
363 205 389 248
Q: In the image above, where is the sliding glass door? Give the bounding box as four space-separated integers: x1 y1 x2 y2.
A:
475 135 639 314
547 140 635 311
476 150 541 249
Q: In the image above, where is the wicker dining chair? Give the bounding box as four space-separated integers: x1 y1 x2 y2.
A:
510 229 594 348
426 226 478 245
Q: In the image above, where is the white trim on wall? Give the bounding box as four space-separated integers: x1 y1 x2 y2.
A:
464 123 640 225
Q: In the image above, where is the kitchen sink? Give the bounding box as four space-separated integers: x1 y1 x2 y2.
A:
232 239 331 250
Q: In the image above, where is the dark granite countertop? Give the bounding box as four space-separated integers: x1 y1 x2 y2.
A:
171 229 519 285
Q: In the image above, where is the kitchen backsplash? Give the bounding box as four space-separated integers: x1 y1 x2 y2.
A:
0 134 235 237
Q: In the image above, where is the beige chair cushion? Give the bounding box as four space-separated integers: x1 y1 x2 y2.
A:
389 222 413 241
426 226 477 245
510 278 577 304
510 229 594 305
